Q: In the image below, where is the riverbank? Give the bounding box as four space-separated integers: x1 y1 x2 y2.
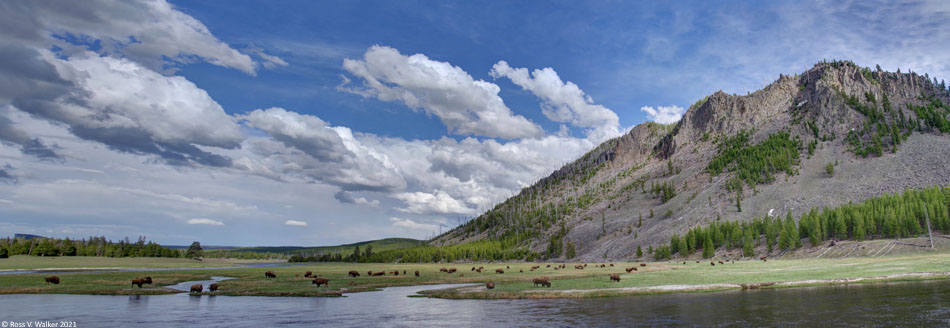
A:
3 251 950 298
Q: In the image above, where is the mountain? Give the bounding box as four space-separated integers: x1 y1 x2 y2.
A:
216 238 424 255
433 60 950 261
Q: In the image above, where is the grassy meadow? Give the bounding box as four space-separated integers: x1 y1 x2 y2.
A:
3 252 950 298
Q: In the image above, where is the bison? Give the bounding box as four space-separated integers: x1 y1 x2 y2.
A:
600 264 606 268
265 271 277 278
45 276 60 285
610 264 614 267
392 270 399 276
348 270 361 277
625 267 635 273
532 266 540 270
546 264 551 268
609 273 621 282
718 260 724 265
476 268 482 273
472 267 476 271
710 262 715 266
304 271 313 278
519 269 523 273
440 267 448 273
190 284 203 293
414 270 420 277
131 278 147 288
640 263 646 267
495 269 504 274
313 277 330 287
209 283 219 292
372 271 385 276
506 265 510 269
532 277 551 288
448 268 457 273
486 281 495 289
368 270 373 276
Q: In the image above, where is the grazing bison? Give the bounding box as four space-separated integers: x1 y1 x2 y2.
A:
368 270 373 276
476 268 482 273
495 269 504 274
372 271 385 276
478 266 484 270
448 268 457 273
600 264 606 268
506 265 510 269
625 267 635 273
313 277 330 287
414 270 420 277
304 271 313 278
45 276 60 285
519 269 523 273
710 262 715 266
486 281 495 289
440 267 448 273
760 256 767 261
209 283 219 292
610 264 614 267
349 270 361 277
131 278 147 288
718 260 724 265
546 264 551 268
532 266 540 270
471 267 476 271
640 263 646 267
392 270 399 276
532 277 551 288
265 271 277 278
403 270 406 275
190 284 203 293
609 273 621 282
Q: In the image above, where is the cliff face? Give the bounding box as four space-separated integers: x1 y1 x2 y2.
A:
436 61 950 261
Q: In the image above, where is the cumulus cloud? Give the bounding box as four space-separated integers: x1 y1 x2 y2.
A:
334 190 380 207
340 45 544 139
188 218 224 226
389 217 440 232
490 61 622 142
640 105 685 124
0 0 261 75
284 220 308 227
392 190 473 215
5 51 245 167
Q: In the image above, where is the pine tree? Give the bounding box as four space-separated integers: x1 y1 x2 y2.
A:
186 241 203 259
566 241 576 259
678 236 689 256
636 245 643 258
702 234 714 258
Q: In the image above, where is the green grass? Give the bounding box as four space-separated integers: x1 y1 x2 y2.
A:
0 256 250 270
5 252 950 298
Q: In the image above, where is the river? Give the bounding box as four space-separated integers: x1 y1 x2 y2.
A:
1 279 949 327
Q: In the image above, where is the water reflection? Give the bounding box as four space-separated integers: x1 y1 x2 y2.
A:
1 280 949 327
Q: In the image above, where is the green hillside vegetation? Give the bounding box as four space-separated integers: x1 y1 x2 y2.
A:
213 238 424 262
670 185 950 258
0 236 180 258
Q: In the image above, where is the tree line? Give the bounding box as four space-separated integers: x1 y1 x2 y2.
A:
667 185 950 259
0 236 181 258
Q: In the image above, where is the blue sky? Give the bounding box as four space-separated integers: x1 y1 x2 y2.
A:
0 0 948 246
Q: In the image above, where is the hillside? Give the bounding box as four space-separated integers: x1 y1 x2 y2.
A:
218 238 424 256
433 60 950 261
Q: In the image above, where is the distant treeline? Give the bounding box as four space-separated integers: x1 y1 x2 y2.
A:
203 249 286 260
0 236 181 258
289 238 539 263
661 185 950 260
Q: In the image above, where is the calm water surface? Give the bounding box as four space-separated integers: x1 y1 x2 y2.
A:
1 280 949 327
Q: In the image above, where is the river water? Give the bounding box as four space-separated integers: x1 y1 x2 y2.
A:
1 279 949 327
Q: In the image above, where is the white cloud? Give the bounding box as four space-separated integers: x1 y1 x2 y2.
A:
489 61 622 143
389 217 440 232
340 45 545 139
0 0 261 75
188 218 224 226
284 220 308 227
640 105 685 124
392 190 473 215
334 191 380 207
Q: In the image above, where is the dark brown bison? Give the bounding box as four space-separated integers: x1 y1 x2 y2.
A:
546 264 550 268
440 267 448 273
372 271 385 276
367 270 373 276
131 278 147 288
760 256 767 261
486 281 495 289
640 263 646 267
532 277 551 288
190 284 202 293
495 268 504 274
476 268 482 273
519 269 523 273
392 270 399 276
471 267 476 271
600 264 606 268
414 270 420 277
506 265 510 269
313 277 329 287
625 267 635 273
710 262 715 266
478 266 484 270
448 268 457 273
45 276 60 285
403 270 406 275
532 266 540 270
348 270 361 277
609 273 621 282
265 271 277 278
209 283 219 292
609 264 614 267
304 271 313 278
718 260 724 265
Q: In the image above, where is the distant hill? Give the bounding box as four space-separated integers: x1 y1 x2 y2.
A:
212 238 424 255
13 233 45 240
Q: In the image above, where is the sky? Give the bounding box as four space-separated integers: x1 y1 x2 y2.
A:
1 0 949 246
